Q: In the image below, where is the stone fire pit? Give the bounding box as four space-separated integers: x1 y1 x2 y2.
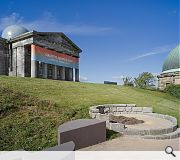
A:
109 114 144 125
89 104 177 137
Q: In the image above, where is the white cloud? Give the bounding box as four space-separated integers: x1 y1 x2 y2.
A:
0 12 23 30
80 76 88 82
128 44 176 61
0 12 112 35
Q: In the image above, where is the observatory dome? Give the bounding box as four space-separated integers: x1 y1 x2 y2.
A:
162 45 180 73
1 25 29 40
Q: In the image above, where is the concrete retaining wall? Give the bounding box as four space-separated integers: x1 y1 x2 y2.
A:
143 128 180 140
89 104 153 118
123 125 177 136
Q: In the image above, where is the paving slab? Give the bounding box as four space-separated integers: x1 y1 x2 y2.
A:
80 135 180 151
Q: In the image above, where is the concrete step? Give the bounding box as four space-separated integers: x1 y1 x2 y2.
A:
123 125 177 136
142 128 180 140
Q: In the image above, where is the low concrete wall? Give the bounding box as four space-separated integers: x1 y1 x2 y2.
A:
106 122 125 132
123 125 177 136
89 104 153 118
143 128 180 140
58 119 106 150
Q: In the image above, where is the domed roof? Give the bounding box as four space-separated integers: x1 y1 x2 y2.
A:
162 45 180 73
1 25 29 40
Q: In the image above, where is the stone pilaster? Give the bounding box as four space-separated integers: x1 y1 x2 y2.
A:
73 68 76 82
16 46 25 77
53 65 57 80
69 68 73 81
61 67 65 80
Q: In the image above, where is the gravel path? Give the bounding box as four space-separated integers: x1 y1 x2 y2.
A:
80 135 180 151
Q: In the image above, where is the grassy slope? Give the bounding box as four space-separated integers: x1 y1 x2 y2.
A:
0 76 180 150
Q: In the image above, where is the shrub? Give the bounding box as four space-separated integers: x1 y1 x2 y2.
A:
165 84 180 99
106 129 121 140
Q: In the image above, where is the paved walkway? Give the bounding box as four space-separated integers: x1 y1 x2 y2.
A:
80 135 180 151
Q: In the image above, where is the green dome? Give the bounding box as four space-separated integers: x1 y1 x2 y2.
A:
162 45 180 73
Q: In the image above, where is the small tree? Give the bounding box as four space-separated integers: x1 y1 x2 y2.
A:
123 76 134 86
134 72 155 88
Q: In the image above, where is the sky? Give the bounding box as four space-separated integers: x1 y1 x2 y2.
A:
0 0 179 84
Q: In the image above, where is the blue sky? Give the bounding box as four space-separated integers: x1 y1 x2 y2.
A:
0 0 179 83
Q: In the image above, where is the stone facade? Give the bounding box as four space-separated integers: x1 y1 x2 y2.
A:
0 31 82 82
157 72 180 90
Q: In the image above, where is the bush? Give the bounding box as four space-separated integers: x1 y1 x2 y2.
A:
165 84 180 99
106 129 121 140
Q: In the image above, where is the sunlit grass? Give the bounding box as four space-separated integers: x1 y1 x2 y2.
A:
0 76 179 150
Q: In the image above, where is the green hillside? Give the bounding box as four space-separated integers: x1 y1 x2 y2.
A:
0 76 179 151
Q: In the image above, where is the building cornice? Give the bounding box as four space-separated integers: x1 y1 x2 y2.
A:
157 71 180 78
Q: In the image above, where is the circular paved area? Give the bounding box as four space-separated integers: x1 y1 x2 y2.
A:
120 114 173 130
80 135 180 151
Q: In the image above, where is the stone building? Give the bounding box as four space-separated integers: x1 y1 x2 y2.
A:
158 45 180 90
0 25 82 81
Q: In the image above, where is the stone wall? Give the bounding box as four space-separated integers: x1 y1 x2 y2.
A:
0 39 8 75
89 104 153 119
158 72 180 90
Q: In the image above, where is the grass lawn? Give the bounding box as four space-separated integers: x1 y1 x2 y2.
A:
0 76 179 150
